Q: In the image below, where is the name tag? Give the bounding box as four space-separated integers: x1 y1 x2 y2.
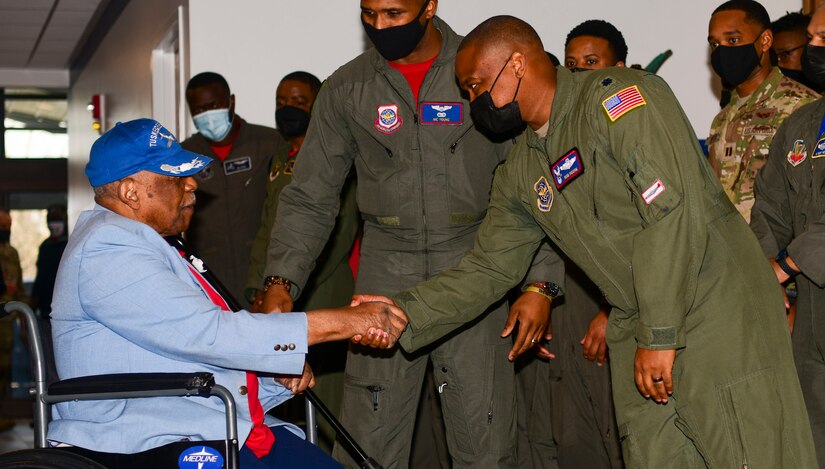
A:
420 102 463 125
551 148 584 190
224 156 252 175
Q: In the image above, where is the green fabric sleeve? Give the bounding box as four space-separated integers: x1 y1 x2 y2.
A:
392 162 546 352
595 74 709 350
751 120 794 259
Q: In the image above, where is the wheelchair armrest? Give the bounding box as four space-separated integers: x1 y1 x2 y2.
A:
48 372 216 396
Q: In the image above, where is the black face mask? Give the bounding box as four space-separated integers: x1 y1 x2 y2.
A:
803 44 825 90
0 230 9 243
362 1 429 61
711 41 762 88
276 106 311 138
570 67 590 73
469 58 524 135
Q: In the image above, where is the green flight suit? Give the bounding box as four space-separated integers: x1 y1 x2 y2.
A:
751 97 825 467
182 119 284 302
393 67 817 468
264 17 564 469
246 142 359 453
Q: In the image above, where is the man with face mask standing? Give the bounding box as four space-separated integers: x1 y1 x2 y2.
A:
246 71 359 453
751 6 825 464
707 0 818 224
772 11 817 90
260 1 563 467
376 14 818 468
181 72 284 302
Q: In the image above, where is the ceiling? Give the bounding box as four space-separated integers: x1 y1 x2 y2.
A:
0 0 107 69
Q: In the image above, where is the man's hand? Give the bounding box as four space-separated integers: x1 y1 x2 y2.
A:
248 289 264 313
276 362 315 394
502 291 552 361
350 294 397 307
261 284 293 313
307 301 408 348
634 348 676 403
581 309 609 365
769 257 791 284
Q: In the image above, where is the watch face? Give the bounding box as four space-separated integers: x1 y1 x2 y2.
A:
547 283 561 296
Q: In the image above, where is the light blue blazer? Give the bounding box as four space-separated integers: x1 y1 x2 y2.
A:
49 205 308 453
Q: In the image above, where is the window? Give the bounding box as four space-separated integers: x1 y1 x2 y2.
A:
3 88 68 159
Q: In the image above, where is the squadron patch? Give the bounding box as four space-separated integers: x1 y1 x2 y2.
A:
813 137 825 159
602 85 646 122
284 159 295 175
551 148 584 190
534 176 554 212
269 162 282 182
420 102 463 125
375 104 402 134
642 179 666 205
224 156 252 176
787 139 807 166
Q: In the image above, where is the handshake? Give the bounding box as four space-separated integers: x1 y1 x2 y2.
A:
302 295 408 349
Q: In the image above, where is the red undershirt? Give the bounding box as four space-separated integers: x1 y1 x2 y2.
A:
388 54 437 105
208 122 242 161
179 251 275 458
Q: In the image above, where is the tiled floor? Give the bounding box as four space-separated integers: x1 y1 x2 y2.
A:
0 421 34 454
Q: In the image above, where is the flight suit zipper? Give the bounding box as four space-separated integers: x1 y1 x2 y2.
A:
449 124 475 154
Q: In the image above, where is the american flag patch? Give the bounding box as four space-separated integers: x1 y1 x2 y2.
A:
602 85 646 122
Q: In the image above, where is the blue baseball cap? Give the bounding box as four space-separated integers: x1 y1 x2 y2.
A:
86 118 213 187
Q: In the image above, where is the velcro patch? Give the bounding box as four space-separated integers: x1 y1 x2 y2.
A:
602 85 646 122
787 139 807 166
551 148 584 190
642 179 666 205
224 156 252 176
375 104 402 134
420 102 463 125
534 176 554 212
813 137 825 159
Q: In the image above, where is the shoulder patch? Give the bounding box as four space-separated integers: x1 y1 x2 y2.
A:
534 176 554 212
787 139 807 166
602 85 646 122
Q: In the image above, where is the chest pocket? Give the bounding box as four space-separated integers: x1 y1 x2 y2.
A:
623 147 682 227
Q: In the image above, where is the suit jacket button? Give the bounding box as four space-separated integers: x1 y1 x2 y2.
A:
239 386 248 395
288 343 296 351
274 344 281 351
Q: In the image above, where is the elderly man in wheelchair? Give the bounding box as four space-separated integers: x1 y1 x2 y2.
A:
0 119 407 469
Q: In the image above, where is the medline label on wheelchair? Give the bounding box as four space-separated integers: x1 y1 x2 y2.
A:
178 445 224 469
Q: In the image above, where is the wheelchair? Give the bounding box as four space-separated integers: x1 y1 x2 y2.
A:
0 301 241 469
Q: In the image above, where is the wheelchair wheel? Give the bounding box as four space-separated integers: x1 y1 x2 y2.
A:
0 449 107 468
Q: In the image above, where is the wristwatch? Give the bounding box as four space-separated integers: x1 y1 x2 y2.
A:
263 275 292 293
775 249 799 277
522 281 562 300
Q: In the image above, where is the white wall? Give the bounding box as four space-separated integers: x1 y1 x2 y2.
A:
66 0 188 227
188 0 800 138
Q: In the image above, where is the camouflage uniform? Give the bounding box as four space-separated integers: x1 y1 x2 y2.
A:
708 67 818 222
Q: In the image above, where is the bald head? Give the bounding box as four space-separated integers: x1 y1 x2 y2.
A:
460 15 545 58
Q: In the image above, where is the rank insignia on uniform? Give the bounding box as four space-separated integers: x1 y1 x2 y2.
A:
602 85 646 122
420 102 463 125
224 156 252 176
551 148 584 190
813 137 825 159
642 179 666 205
375 104 403 134
284 159 295 175
787 139 807 166
601 78 613 87
534 176 554 212
269 163 282 182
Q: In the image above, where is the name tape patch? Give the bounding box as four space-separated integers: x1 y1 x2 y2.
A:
224 156 252 176
642 179 666 205
420 102 463 125
551 148 584 190
813 137 825 159
602 85 647 122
